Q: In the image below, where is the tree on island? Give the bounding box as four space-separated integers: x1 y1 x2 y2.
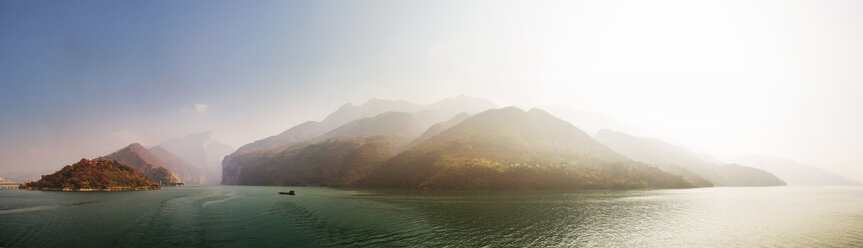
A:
22 158 161 191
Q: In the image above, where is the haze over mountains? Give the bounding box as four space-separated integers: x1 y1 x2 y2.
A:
217 96 853 189
363 107 692 189
2 96 853 189
225 96 496 157
222 96 497 184
225 105 693 189
731 155 858 186
156 132 234 184
3 132 235 186
594 129 785 186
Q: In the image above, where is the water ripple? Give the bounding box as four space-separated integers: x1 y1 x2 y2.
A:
0 200 100 215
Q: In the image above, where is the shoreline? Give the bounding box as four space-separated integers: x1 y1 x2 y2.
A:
20 186 161 191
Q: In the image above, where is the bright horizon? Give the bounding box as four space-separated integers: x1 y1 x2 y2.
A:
1 0 862 182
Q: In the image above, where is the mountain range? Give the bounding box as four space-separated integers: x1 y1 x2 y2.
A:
221 96 838 189
8 96 846 190
594 129 785 186
362 107 693 189
225 111 425 186
221 95 497 184
224 105 695 189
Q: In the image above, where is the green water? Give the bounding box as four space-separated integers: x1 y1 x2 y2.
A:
1 186 861 247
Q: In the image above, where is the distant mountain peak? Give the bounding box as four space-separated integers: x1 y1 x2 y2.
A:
527 107 553 118
126 143 149 153
100 143 182 186
337 102 356 110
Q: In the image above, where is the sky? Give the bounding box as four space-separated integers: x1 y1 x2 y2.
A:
1 0 862 182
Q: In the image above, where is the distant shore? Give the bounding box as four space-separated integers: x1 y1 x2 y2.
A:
19 186 161 191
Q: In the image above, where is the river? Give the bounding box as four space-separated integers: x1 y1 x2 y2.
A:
1 185 861 247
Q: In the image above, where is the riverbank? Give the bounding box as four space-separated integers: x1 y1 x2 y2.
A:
19 186 161 191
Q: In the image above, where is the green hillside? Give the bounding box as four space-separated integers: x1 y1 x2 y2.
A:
21 158 161 191
230 136 400 186
361 107 695 189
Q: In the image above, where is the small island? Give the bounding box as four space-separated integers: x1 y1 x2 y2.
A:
20 158 162 191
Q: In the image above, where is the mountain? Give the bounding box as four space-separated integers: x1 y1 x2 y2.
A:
222 96 497 184
158 131 234 184
320 98 423 129
227 136 401 186
223 112 423 185
594 129 785 187
228 96 496 157
361 107 695 190
731 155 859 186
20 158 161 191
409 112 472 146
411 96 498 127
99 143 183 186
148 146 202 184
540 105 641 137
316 112 425 145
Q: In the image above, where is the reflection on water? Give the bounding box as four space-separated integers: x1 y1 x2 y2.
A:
0 186 861 247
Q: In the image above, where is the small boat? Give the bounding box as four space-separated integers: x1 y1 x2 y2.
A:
279 190 295 195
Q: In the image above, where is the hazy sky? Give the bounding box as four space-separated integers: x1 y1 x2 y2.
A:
1 0 861 182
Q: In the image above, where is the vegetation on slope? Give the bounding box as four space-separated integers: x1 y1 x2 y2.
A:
100 143 182 186
231 136 400 186
224 111 425 185
21 158 160 191
317 112 425 145
361 107 695 190
222 96 497 184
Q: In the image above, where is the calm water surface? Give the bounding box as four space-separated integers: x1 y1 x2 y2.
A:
1 186 861 247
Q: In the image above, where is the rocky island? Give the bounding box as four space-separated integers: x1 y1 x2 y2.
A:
20 158 161 191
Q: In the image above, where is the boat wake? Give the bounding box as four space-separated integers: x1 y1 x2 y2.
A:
0 201 100 215
202 191 238 208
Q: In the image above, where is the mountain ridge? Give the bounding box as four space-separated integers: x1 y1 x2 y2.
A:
594 129 785 187
223 111 422 185
99 143 183 186
222 96 497 184
732 155 858 186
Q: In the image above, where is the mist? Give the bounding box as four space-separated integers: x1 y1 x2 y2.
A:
1 0 861 184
